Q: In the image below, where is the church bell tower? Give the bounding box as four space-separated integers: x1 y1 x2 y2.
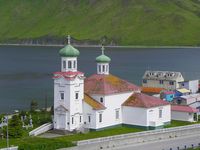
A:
53 35 84 131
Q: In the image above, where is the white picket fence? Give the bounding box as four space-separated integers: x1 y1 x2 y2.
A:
29 123 53 136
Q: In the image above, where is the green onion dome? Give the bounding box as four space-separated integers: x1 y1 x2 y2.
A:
59 44 80 57
96 54 111 63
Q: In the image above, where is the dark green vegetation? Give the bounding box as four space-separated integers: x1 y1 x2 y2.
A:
0 0 200 46
0 111 52 139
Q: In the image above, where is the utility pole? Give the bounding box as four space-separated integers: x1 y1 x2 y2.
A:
5 115 9 148
45 92 47 112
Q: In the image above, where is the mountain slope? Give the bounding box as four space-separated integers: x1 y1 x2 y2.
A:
0 0 200 46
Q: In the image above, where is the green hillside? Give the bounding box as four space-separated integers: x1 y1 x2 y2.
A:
0 0 200 46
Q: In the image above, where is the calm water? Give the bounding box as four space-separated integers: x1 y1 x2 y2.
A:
0 45 200 113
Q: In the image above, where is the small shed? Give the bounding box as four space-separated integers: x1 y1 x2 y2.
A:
171 105 198 122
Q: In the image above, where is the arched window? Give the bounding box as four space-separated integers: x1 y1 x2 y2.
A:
100 97 103 103
73 61 76 69
68 61 72 69
102 65 105 72
63 61 66 69
98 65 101 72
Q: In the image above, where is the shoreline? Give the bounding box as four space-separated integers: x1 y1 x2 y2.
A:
0 43 200 49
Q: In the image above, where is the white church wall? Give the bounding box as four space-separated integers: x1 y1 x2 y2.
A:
54 111 69 130
54 76 84 131
61 57 77 72
147 105 171 127
122 106 148 126
83 102 97 129
171 111 194 122
90 92 133 129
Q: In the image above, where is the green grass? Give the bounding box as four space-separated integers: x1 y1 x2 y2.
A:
164 120 200 128
0 0 200 46
0 126 143 150
57 126 144 142
0 121 199 150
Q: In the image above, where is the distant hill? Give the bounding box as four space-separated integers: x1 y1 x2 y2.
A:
0 0 200 46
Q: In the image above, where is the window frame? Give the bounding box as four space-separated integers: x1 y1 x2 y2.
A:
75 92 79 100
88 115 91 123
115 109 120 120
159 109 162 118
99 113 102 123
60 92 64 100
100 97 103 103
63 61 66 69
159 80 164 84
68 61 72 69
72 117 74 124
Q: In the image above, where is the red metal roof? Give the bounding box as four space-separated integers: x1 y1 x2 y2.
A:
163 91 175 95
171 105 199 113
53 71 84 80
122 93 169 108
85 74 141 95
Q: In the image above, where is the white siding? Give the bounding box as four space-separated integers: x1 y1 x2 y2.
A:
54 75 84 131
171 111 194 122
147 105 171 126
90 92 134 129
83 102 97 129
122 105 171 127
122 106 148 126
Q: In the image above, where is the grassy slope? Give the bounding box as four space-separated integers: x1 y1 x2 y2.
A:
0 0 200 46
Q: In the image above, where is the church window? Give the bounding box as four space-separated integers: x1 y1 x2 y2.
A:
80 116 82 123
73 61 76 69
72 117 74 124
99 65 101 72
159 109 162 118
63 61 66 69
68 61 72 69
60 93 64 100
88 116 91 123
100 97 103 103
169 81 174 85
102 65 105 72
99 113 102 123
115 109 119 119
75 92 79 100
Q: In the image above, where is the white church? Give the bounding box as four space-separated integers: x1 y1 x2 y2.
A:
53 37 171 131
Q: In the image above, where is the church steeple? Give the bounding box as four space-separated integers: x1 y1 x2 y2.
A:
59 35 80 72
96 46 111 75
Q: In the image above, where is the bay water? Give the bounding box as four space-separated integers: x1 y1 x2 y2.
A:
0 45 200 113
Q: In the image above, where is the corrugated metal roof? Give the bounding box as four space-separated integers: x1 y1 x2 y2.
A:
176 88 190 93
122 93 169 108
172 105 198 113
143 70 183 80
85 74 141 95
